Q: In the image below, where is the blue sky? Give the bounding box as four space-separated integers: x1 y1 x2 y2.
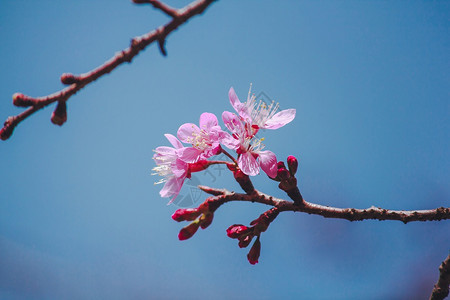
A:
0 1 449 299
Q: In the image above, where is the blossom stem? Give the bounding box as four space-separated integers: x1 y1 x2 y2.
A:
220 148 239 166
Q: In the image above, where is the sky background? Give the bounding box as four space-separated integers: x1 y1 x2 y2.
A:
0 1 449 299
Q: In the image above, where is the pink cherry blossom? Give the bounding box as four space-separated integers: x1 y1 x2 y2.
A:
229 85 296 134
221 111 278 178
152 134 189 204
177 112 231 163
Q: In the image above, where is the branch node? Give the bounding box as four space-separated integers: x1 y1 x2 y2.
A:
61 73 81 85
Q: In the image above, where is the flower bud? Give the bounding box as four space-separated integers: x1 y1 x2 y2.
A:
172 208 201 222
277 161 286 170
287 155 298 176
178 221 200 241
60 73 80 85
13 93 35 107
247 237 261 265
277 167 290 180
199 213 214 229
0 125 14 141
226 224 250 239
51 101 67 126
238 235 253 248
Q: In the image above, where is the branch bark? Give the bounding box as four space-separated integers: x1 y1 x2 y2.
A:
198 186 450 223
430 254 450 300
1 0 216 141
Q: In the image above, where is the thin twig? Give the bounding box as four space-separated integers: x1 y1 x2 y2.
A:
1 0 216 141
132 0 179 18
198 186 450 223
430 254 450 300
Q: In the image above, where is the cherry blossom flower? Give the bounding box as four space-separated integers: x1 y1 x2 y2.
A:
152 134 211 204
221 111 278 178
152 134 189 204
177 112 231 163
228 85 296 134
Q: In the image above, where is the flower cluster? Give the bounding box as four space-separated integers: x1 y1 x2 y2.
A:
152 86 296 203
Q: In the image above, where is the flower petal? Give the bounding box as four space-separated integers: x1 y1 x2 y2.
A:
263 108 296 129
259 150 278 178
177 147 202 163
238 152 259 176
164 133 183 149
199 112 218 129
229 87 249 119
160 176 183 199
222 111 242 133
177 123 200 143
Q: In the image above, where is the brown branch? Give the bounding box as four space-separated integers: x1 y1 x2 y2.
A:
430 254 450 300
132 0 179 18
198 186 450 223
0 0 216 141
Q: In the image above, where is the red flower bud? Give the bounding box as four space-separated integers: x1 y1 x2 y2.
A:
171 208 201 222
0 125 14 141
226 224 250 239
238 235 253 248
199 213 214 229
277 161 286 170
247 237 261 265
12 93 36 107
287 155 298 176
51 101 67 126
178 222 200 241
60 73 80 85
277 168 290 180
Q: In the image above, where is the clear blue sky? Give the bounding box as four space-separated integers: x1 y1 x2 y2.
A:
0 1 449 299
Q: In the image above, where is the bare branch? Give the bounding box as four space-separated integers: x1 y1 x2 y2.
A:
199 186 450 223
132 0 179 18
1 0 216 141
430 254 450 300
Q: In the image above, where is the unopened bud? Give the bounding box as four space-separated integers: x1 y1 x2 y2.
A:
51 101 67 126
277 161 286 170
238 235 253 248
226 224 250 239
277 168 290 180
0 125 14 141
13 93 35 107
247 237 261 265
178 221 200 241
287 155 298 176
199 213 214 229
60 73 80 85
172 208 201 222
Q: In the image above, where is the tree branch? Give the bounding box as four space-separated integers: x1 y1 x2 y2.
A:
132 0 179 18
198 186 450 223
430 254 450 300
0 0 216 141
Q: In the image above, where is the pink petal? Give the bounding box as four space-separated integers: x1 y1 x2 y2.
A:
229 87 249 119
238 152 259 176
160 176 183 199
154 146 177 157
199 112 218 129
222 111 242 133
177 147 202 163
172 158 188 177
164 134 183 149
177 123 200 143
263 109 296 129
259 150 278 178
